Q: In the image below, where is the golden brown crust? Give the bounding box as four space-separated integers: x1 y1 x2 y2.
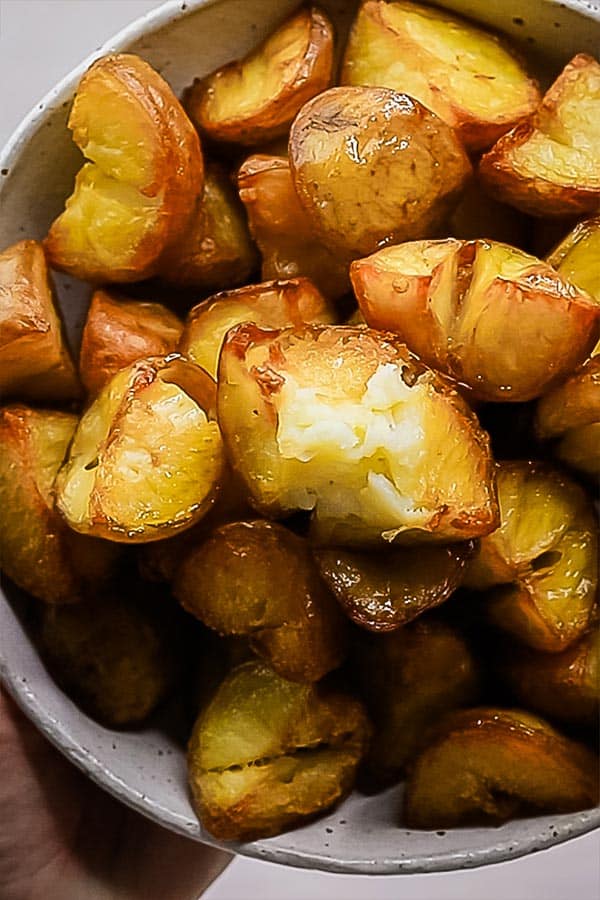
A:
185 7 334 145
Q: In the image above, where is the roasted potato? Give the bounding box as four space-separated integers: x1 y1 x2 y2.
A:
289 86 471 261
314 542 474 632
479 54 600 218
498 628 600 728
404 707 599 828
342 0 540 153
179 277 336 379
56 356 224 542
237 154 349 299
465 461 598 652
218 324 498 546
0 240 80 402
352 238 600 403
187 660 371 840
546 216 600 299
175 520 347 682
45 53 203 282
354 619 479 785
0 406 119 604
185 6 334 145
159 164 257 290
79 288 183 396
38 594 178 726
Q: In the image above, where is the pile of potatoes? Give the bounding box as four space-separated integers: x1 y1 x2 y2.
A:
0 1 599 842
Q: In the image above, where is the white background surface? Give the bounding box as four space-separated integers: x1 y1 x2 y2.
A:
0 1 598 898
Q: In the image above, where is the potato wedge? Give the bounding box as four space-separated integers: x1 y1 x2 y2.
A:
465 461 598 652
0 405 119 604
175 520 347 682
188 661 370 840
404 707 599 828
479 55 600 218
159 164 257 290
45 53 203 282
546 216 600 300
218 324 498 546
342 0 540 153
79 288 183 396
39 594 178 726
354 619 479 784
314 542 474 632
536 357 600 442
352 239 600 403
498 628 599 728
0 240 80 402
179 277 336 379
56 356 224 543
237 154 349 299
289 86 471 261
185 6 334 145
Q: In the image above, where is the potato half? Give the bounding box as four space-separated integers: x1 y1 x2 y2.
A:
354 619 479 785
352 239 600 403
315 542 474 632
188 661 371 840
79 288 183 396
289 86 471 261
185 6 334 145
404 707 599 828
179 277 336 379
465 461 598 652
342 0 540 152
159 164 257 290
56 356 224 542
0 240 80 402
218 324 498 546
45 53 203 282
479 54 600 218
0 405 119 604
175 520 347 682
237 154 349 299
498 628 599 728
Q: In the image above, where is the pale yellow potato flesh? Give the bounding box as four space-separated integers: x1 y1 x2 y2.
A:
45 53 203 282
342 0 540 152
56 356 224 542
546 216 600 300
218 324 498 546
186 6 334 145
0 240 80 402
479 55 600 217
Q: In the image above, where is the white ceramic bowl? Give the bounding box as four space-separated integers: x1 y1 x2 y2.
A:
0 0 598 875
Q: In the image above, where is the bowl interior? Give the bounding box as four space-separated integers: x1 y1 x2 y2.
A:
0 0 598 875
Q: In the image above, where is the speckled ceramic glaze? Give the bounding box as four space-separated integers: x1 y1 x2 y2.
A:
0 0 599 875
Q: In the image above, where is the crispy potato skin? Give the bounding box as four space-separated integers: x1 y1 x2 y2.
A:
39 596 178 726
179 276 336 379
404 707 599 828
289 86 471 260
218 323 498 545
79 289 183 396
342 0 540 152
237 154 349 299
45 53 203 282
185 7 334 145
352 239 600 403
56 356 224 543
0 405 118 604
159 164 257 290
187 661 371 841
479 55 600 218
498 629 600 728
175 520 347 682
0 240 80 402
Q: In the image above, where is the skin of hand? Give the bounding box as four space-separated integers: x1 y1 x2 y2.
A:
0 687 231 900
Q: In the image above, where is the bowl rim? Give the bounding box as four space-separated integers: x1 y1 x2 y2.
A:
0 0 599 876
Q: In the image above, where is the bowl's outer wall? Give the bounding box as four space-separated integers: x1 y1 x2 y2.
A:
0 0 599 875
